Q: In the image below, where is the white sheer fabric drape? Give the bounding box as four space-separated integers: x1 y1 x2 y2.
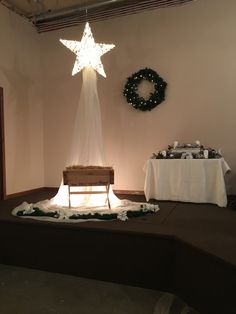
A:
67 67 105 166
11 59 159 218
51 67 119 208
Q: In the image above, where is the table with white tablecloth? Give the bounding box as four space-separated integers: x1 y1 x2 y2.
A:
144 158 230 207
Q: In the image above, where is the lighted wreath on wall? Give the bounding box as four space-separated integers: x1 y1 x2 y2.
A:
123 68 167 111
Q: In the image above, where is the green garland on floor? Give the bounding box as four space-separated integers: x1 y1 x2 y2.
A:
17 208 59 218
16 205 157 221
123 68 167 111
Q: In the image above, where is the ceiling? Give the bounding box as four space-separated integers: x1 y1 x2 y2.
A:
0 0 196 33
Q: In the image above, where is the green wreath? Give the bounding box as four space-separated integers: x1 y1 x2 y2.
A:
123 68 167 111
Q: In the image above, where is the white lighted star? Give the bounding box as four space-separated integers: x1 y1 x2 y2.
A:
60 22 115 77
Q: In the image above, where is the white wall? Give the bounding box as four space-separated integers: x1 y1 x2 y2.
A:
41 0 236 193
0 6 44 194
1 0 236 195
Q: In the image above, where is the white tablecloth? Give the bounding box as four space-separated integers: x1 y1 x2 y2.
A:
144 158 230 207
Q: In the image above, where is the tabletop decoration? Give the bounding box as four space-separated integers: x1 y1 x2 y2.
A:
152 141 222 159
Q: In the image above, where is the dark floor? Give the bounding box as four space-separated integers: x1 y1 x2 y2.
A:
0 189 236 314
1 189 236 266
0 263 198 314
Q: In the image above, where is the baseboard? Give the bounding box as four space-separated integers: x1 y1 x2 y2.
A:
4 187 234 203
44 187 145 196
227 194 236 198
113 190 144 195
5 187 144 200
5 187 47 200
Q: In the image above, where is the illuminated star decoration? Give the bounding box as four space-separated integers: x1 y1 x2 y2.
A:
60 22 115 78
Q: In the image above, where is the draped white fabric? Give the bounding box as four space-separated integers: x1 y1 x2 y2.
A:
51 67 120 208
67 67 105 167
12 60 159 218
144 158 230 207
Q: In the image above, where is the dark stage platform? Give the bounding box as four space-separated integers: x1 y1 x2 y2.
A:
0 189 236 314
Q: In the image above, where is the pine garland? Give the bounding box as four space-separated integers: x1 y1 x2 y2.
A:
16 205 158 221
123 68 167 111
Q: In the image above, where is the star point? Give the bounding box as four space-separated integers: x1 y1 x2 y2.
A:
60 22 115 77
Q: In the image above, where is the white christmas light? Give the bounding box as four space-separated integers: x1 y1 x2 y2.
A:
60 22 115 77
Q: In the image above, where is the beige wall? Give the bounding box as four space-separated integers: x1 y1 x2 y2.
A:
42 0 236 193
0 6 44 194
1 0 236 195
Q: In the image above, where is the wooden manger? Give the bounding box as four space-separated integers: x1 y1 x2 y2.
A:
63 166 114 209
